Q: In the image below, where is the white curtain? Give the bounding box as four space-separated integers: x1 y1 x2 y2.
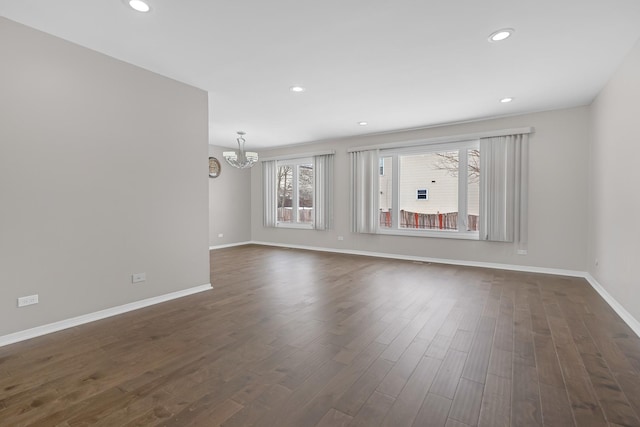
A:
262 160 277 228
314 154 334 230
350 149 379 233
479 134 528 245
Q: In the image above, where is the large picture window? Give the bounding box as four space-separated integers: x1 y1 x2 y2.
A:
378 140 480 238
350 129 529 246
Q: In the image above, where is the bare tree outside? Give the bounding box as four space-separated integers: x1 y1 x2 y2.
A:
434 149 480 183
298 165 313 207
277 164 314 222
277 166 292 221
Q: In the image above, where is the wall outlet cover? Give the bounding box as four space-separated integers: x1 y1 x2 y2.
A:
18 294 39 307
132 273 146 283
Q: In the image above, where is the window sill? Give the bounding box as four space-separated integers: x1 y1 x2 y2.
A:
276 223 315 230
377 228 479 240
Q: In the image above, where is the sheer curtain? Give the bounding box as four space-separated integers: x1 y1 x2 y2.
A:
314 154 334 230
479 134 528 247
350 149 379 233
262 160 277 227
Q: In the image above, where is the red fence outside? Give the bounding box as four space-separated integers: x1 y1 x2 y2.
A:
277 207 313 222
380 210 479 231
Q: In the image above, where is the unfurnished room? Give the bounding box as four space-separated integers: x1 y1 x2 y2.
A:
1 1 640 426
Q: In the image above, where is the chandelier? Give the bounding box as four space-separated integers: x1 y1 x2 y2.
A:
223 131 258 169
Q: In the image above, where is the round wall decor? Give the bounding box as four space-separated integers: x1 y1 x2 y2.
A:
209 157 221 178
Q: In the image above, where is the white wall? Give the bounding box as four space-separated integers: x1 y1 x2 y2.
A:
0 18 210 337
251 107 590 271
589 38 640 321
208 145 252 246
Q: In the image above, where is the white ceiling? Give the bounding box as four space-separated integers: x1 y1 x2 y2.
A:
1 1 640 149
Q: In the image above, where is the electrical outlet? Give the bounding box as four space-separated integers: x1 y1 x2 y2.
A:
516 249 528 255
218 233 224 238
337 236 344 241
132 272 146 283
18 294 39 307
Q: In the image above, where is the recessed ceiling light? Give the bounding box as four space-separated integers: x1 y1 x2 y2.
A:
129 0 150 12
500 97 513 103
489 28 514 42
290 86 306 93
358 121 368 126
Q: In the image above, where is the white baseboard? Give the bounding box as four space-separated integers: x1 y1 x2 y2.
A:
249 240 585 278
209 241 253 250
0 283 213 348
584 273 640 338
5 245 639 347
249 241 640 338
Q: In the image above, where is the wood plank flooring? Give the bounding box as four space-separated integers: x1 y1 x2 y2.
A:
2 244 640 426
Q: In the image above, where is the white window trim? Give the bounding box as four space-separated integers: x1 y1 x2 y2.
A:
277 221 314 230
378 139 480 240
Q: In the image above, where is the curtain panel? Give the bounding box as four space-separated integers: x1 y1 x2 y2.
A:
262 160 277 228
350 149 379 234
314 154 334 230
479 134 529 247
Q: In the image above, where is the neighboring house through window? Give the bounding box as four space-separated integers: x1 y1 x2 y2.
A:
378 140 480 237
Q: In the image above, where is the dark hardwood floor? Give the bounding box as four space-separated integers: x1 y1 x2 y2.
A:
2 244 640 426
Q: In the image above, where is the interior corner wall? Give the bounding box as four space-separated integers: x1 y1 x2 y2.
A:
0 18 210 337
208 145 252 247
250 107 590 271
589 38 640 321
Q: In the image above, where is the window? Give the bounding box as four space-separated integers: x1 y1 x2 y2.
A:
276 158 314 227
264 152 334 230
378 140 480 237
351 129 529 245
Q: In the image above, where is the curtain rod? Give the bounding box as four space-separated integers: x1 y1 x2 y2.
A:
347 127 534 153
260 149 336 162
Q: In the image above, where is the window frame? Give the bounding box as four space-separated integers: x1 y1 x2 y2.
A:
377 139 480 240
275 157 315 229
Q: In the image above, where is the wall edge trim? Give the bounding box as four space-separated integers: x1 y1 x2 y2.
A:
4 247 639 347
0 283 213 348
248 241 640 337
584 273 640 338
209 241 253 250
249 240 584 276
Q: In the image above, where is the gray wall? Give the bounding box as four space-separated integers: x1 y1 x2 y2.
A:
6 14 636 338
589 39 640 320
251 107 590 271
0 18 210 336
208 145 252 247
